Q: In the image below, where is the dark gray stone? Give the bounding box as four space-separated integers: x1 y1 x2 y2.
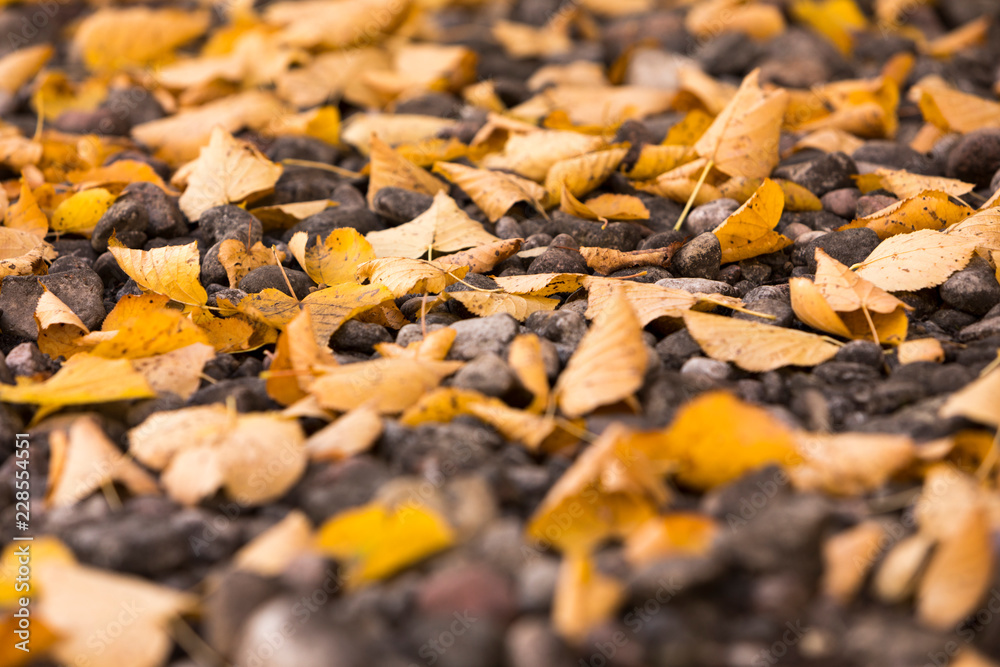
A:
447 314 520 360
734 284 794 327
527 234 588 274
0 269 105 340
90 198 148 252
282 206 384 243
684 198 739 236
238 266 313 299
122 182 188 237
939 258 1000 316
834 340 885 368
852 141 936 174
329 320 392 354
371 187 434 224
525 310 587 348
773 151 858 196
792 228 881 271
199 205 263 246
947 128 1000 188
452 352 516 397
671 232 721 279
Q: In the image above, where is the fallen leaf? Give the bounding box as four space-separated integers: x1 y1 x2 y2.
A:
713 178 791 263
492 16 573 60
622 144 697 180
791 0 869 54
873 532 935 604
131 343 216 399
853 229 979 291
50 188 115 237
233 511 316 577
544 147 628 206
374 327 456 361
341 114 455 156
508 334 550 413
264 306 337 405
479 129 606 182
898 338 945 364
939 367 1000 428
850 190 973 239
265 0 410 50
177 127 282 221
0 354 154 422
694 68 788 179
683 310 840 372
718 177 822 212
439 238 523 273
35 290 91 360
822 521 887 604
306 404 383 462
67 160 169 192
366 191 499 258
652 391 797 490
493 272 589 296
947 207 1000 253
310 358 463 413
579 246 679 275
46 417 159 508
0 45 52 94
72 7 210 70
288 227 374 287
555 286 647 418
873 169 975 199
315 500 454 589
218 240 280 287
791 432 915 495
552 553 624 642
433 161 547 222
109 237 208 306
250 200 336 232
356 257 467 297
510 84 674 127
6 178 47 238
129 405 307 505
914 76 1000 133
560 188 650 222
366 134 447 207
585 277 704 325
624 514 719 566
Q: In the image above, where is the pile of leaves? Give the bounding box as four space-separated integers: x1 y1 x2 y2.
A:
1 0 1000 665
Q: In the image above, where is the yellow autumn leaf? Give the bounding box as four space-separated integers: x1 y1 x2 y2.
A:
544 147 628 206
366 134 447 207
46 417 158 509
552 553 624 642
177 127 282 221
853 229 979 291
492 15 573 60
355 257 467 297
479 129 606 182
822 522 887 604
433 161 547 222
622 144 697 180
913 76 1000 133
67 160 170 192
374 327 456 362
493 272 589 297
508 333 550 413
217 239 279 287
0 45 52 94
316 501 454 589
50 188 115 237
555 286 647 418
683 310 840 371
947 207 1000 253
109 237 208 306
250 199 336 232
6 178 47 238
73 7 210 69
265 0 410 50
873 168 975 199
686 0 785 40
624 513 720 565
129 405 306 506
850 190 973 239
309 358 463 413
131 343 215 399
650 392 797 490
288 227 375 286
439 238 523 274
939 366 1000 428
791 0 869 54
560 187 650 221
446 290 558 321
92 304 208 360
0 353 154 422
306 404 383 462
35 290 91 360
694 68 789 179
578 246 679 275
898 337 945 364
510 84 674 127
790 432 915 495
713 178 791 264
366 191 499 258
718 177 822 212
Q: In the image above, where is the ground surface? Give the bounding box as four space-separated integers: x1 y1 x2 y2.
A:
1 0 1000 666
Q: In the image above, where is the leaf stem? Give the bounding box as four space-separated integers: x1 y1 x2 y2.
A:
673 158 714 232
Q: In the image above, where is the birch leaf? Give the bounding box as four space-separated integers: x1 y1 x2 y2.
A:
366 191 498 258
713 178 791 264
853 229 979 291
367 134 447 207
109 237 208 306
433 161 547 222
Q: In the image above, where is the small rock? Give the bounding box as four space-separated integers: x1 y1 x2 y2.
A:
203 569 282 656
295 457 390 523
90 198 148 252
238 266 313 299
234 598 363 667
417 564 515 621
582 222 642 252
330 320 392 354
734 285 794 327
452 352 516 397
93 251 129 286
265 135 339 164
0 269 106 340
504 617 573 667
671 232 722 279
371 187 434 224
939 258 1000 315
821 188 861 219
121 182 188 238
522 233 553 251
680 357 731 382
685 198 740 236
516 559 560 614
929 308 978 334
697 31 761 77
958 317 1000 342
855 194 898 218
283 205 384 243
51 239 98 263
394 92 462 118
448 314 520 360
852 141 936 174
773 152 858 196
834 340 885 367
812 361 881 385
200 242 230 287
525 310 588 348
779 210 846 232
792 228 881 272
638 229 686 251
655 330 702 370
495 217 523 240
527 238 588 274
5 343 51 377
48 256 93 274
656 277 737 297
189 377 273 412
199 206 263 246
947 128 1000 188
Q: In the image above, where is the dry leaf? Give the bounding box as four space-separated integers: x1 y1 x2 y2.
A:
50 188 115 237
510 84 674 127
366 134 447 207
939 367 1000 428
446 290 558 321
479 129 606 182
579 246 679 275
853 229 979 291
310 358 463 413
0 45 52 94
560 188 650 221
694 68 788 179
850 190 973 239
265 306 337 405
315 500 454 589
555 286 647 418
873 532 935 604
177 127 282 221
713 178 791 263
217 240 279 287
366 191 499 258
790 128 866 155
791 432 915 495
35 290 91 360
439 238 523 273
433 161 547 222
374 327 456 361
46 417 158 508
72 7 210 70
356 257 467 297
622 144 697 180
341 114 455 156
822 522 887 604
109 237 208 306
687 0 786 40
791 248 910 344
585 277 703 325
6 178 47 238
683 310 840 372
492 18 573 60
493 272 589 296
132 343 216 399
288 227 374 286
914 76 1000 133
265 0 410 50
67 160 169 192
947 207 1000 253
307 405 383 462
652 391 797 490
719 177 822 212
544 147 628 206
129 405 306 506
233 511 315 577
552 553 624 643
873 169 975 199
0 354 154 422
250 200 336 232
508 333 550 413
898 338 945 364
624 514 719 566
